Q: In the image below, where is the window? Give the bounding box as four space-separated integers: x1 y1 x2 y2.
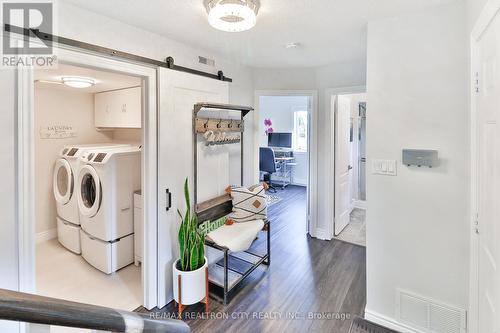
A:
294 111 308 152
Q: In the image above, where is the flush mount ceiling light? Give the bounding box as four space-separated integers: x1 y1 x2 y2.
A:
61 76 95 88
205 0 260 32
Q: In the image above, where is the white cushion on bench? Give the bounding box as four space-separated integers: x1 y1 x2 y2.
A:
206 219 265 252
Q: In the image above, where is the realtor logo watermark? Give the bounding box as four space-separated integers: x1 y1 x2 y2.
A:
1 1 57 68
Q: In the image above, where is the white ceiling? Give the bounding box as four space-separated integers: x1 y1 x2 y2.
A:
62 0 459 68
35 63 142 93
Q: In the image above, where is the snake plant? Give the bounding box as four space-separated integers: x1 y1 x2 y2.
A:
177 178 205 272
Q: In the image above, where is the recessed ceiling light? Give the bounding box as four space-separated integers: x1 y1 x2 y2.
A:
205 0 260 32
61 76 95 89
285 42 301 49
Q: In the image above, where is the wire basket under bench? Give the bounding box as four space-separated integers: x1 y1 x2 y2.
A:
196 193 271 305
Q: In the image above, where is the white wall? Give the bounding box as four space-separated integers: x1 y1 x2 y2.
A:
365 2 469 328
259 96 308 146
34 86 115 235
258 95 309 186
113 128 143 143
467 0 489 32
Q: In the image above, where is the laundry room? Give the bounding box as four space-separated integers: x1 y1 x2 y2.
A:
34 63 145 311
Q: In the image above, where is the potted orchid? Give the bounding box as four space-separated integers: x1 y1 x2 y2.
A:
264 118 274 135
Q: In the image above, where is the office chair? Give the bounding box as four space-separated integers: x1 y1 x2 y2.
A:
260 147 278 193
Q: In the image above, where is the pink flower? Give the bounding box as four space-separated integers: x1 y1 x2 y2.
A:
264 118 272 126
265 127 274 135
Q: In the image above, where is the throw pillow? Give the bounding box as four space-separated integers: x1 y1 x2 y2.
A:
228 183 267 222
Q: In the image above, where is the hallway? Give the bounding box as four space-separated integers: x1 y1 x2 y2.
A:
141 186 366 332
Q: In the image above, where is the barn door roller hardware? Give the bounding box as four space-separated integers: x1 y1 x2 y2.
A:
4 24 232 82
165 56 229 82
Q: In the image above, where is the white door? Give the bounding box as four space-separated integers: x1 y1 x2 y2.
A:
475 11 500 333
334 95 352 236
157 69 228 307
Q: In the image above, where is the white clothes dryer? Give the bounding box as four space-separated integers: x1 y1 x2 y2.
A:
77 145 141 273
53 143 131 253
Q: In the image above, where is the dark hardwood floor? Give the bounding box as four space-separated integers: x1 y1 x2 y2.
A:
139 185 366 333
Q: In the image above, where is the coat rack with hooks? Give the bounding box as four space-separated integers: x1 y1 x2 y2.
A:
195 117 244 134
193 102 254 206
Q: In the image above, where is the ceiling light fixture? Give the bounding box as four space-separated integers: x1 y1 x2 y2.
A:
61 76 95 89
205 0 260 32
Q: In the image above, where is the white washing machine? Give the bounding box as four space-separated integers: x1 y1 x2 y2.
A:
77 145 141 274
53 143 131 254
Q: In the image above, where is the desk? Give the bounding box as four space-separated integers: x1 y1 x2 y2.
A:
275 157 295 162
273 156 296 189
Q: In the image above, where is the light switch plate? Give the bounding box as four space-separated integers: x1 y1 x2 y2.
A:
372 159 397 176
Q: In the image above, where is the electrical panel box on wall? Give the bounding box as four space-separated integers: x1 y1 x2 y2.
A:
402 149 438 168
372 159 397 176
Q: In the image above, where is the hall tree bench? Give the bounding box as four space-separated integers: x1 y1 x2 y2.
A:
192 102 271 305
196 193 271 305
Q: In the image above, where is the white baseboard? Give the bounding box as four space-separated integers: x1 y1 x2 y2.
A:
364 308 424 333
354 200 367 210
291 178 307 187
310 227 332 240
36 228 57 244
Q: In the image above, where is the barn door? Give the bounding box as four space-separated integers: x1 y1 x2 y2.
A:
157 69 228 307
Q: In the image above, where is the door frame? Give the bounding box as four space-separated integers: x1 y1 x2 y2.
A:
469 1 500 332
16 43 159 309
254 90 318 236
326 86 366 239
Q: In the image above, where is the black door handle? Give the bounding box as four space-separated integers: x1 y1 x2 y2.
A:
166 189 172 211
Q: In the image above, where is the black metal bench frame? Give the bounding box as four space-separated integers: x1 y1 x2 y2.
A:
196 194 271 305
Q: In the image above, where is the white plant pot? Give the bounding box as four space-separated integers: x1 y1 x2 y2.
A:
172 257 208 305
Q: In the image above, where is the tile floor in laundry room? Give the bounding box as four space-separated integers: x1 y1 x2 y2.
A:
36 238 142 312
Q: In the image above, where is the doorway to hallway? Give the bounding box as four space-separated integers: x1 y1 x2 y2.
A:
333 92 367 247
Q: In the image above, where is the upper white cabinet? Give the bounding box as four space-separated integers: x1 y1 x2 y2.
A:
94 86 142 128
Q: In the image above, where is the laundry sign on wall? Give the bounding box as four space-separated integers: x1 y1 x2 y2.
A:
39 125 77 139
